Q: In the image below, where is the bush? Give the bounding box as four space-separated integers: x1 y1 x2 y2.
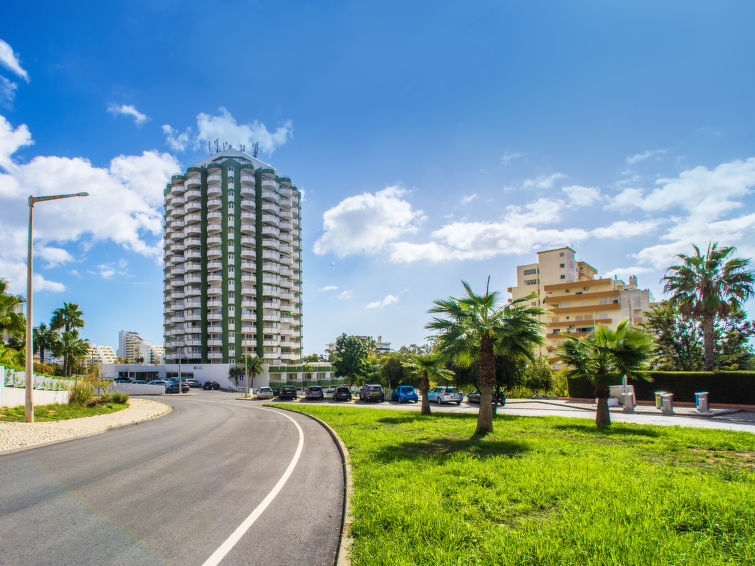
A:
68 383 94 406
111 391 129 404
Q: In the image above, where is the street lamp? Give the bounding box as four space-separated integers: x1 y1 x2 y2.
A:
25 192 89 422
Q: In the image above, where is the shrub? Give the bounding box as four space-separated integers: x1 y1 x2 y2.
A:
68 383 94 406
111 391 129 404
98 392 113 403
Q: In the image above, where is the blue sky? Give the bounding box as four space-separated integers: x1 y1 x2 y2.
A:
1 1 754 356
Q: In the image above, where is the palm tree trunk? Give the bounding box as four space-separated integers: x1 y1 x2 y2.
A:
475 335 495 436
702 314 715 371
420 374 431 415
595 384 611 426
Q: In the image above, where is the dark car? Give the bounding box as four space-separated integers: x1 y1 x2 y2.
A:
203 380 221 390
333 386 352 402
271 388 280 397
114 377 132 383
359 384 385 402
391 385 418 403
467 389 506 406
305 386 324 400
165 381 190 393
184 378 201 388
278 386 297 400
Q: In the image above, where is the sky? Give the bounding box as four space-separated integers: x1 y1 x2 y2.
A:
1 1 754 356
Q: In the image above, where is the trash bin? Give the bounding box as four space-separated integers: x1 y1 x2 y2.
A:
661 393 674 415
654 391 666 410
622 392 635 413
695 391 710 413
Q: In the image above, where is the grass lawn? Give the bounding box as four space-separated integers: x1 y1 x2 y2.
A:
278 405 755 565
0 402 129 422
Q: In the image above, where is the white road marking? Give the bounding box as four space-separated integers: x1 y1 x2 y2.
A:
201 407 304 566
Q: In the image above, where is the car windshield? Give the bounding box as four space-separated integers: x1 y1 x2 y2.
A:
367 386 381 391
445 388 460 393
310 387 322 391
400 386 412 391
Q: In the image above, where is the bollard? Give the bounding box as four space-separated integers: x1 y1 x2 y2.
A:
661 393 674 415
622 392 635 414
695 392 710 413
654 391 666 410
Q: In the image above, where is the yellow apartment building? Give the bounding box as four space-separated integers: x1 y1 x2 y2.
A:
508 247 653 369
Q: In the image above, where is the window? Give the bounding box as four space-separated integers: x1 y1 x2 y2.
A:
228 202 234 210
228 190 235 200
559 252 565 257
560 263 565 268
560 275 566 279
523 268 537 275
524 279 537 285
228 167 234 175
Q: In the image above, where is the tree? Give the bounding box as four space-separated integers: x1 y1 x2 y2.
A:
33 322 59 366
663 243 754 371
715 309 755 370
332 333 368 387
402 351 453 415
50 302 85 335
240 354 264 396
640 301 703 370
0 279 25 345
228 364 244 387
427 279 544 436
54 331 90 378
560 320 652 426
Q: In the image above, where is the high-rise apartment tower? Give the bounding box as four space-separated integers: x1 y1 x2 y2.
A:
162 148 303 365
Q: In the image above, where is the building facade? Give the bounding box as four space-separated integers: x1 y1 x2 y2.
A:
162 149 303 366
117 330 163 364
86 344 117 368
508 247 653 368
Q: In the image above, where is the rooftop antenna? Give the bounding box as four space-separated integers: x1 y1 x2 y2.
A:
208 141 211 155
240 144 245 153
253 142 259 158
214 139 219 153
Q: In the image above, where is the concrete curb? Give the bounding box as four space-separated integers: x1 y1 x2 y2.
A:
0 399 172 455
269 404 353 566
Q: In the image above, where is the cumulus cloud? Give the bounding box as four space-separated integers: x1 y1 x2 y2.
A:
0 39 29 82
163 108 293 155
314 186 423 257
522 172 566 190
337 290 353 300
365 294 398 309
319 285 338 292
461 193 477 205
0 76 17 104
591 220 659 239
626 149 666 165
501 151 523 164
107 104 149 126
562 185 601 207
0 114 180 293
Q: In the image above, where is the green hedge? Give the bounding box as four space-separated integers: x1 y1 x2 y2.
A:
568 371 755 405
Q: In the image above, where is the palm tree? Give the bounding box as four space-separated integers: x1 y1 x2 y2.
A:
55 331 90 378
663 243 754 371
240 354 264 397
560 320 652 426
402 351 453 415
0 279 25 345
50 302 85 334
33 322 58 365
427 279 544 436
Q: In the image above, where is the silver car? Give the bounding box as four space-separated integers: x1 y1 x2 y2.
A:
429 386 463 405
257 386 274 400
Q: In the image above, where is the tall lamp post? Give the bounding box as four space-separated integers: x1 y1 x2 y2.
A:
25 192 89 422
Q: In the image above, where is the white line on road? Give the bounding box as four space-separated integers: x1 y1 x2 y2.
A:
202 407 304 566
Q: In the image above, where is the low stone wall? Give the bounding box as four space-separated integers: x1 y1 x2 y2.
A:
107 382 165 395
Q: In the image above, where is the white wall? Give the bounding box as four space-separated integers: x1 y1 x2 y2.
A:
0 367 70 407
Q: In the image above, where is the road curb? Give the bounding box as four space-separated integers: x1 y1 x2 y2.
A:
270 405 353 566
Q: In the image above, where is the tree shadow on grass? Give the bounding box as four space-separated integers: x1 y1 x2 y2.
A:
554 423 660 438
372 435 530 463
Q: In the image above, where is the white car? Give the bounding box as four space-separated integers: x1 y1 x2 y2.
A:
257 386 274 400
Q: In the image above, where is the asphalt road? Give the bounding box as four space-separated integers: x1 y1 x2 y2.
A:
0 392 344 566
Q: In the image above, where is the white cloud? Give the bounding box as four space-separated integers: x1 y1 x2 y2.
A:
37 246 73 268
98 264 116 279
107 104 149 126
314 186 423 257
390 241 454 263
0 76 17 104
0 114 180 293
603 266 654 280
562 185 601 207
461 193 477 205
501 151 523 164
337 290 353 300
522 172 566 190
365 294 398 310
0 39 29 82
504 198 564 227
162 108 293 155
320 285 338 292
606 187 645 211
591 220 659 239
626 149 666 165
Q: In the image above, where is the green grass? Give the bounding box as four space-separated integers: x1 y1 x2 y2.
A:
276 405 755 565
0 401 129 422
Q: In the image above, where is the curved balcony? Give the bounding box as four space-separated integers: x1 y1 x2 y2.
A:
207 235 222 245
240 248 255 258
208 173 222 184
185 224 201 236
185 201 201 213
241 274 255 283
185 174 201 188
262 202 278 214
262 250 279 261
208 184 221 198
241 222 255 234
207 198 222 208
207 211 222 221
207 247 221 258
241 186 255 198
208 313 222 321
261 213 277 224
208 352 224 360
185 188 201 200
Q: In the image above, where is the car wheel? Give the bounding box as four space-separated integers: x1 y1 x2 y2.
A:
457 401 461 405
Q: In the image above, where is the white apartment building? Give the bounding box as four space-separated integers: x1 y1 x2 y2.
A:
508 247 654 368
117 330 163 364
86 344 117 368
162 148 302 366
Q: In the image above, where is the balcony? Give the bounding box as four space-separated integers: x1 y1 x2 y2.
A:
208 313 222 321
263 250 280 261
241 313 255 322
262 312 281 322
241 274 255 283
207 235 222 245
261 178 276 190
263 274 278 284
261 214 277 225
185 237 201 247
207 198 222 208
185 287 201 296
185 212 201 223
279 187 292 198
207 285 222 296
207 298 222 307
207 325 222 333
185 250 201 259
262 263 279 274
279 233 293 244
208 173 222 184
207 211 222 221
208 339 223 347
241 327 256 335
241 186 255 198
208 352 223 360
208 184 221 197
261 226 279 237
185 188 201 200
185 174 201 188
241 173 255 184
241 212 255 221
241 300 256 309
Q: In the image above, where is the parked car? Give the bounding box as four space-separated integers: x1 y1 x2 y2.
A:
114 377 132 383
132 379 147 384
165 381 190 393
203 380 221 390
467 389 506 406
257 386 274 400
391 385 419 403
271 388 280 397
184 378 201 388
147 380 169 387
305 385 324 400
278 386 297 400
359 384 385 402
333 386 352 402
428 386 463 405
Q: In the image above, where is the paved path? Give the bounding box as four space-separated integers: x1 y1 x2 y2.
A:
281 397 755 433
0 392 344 566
